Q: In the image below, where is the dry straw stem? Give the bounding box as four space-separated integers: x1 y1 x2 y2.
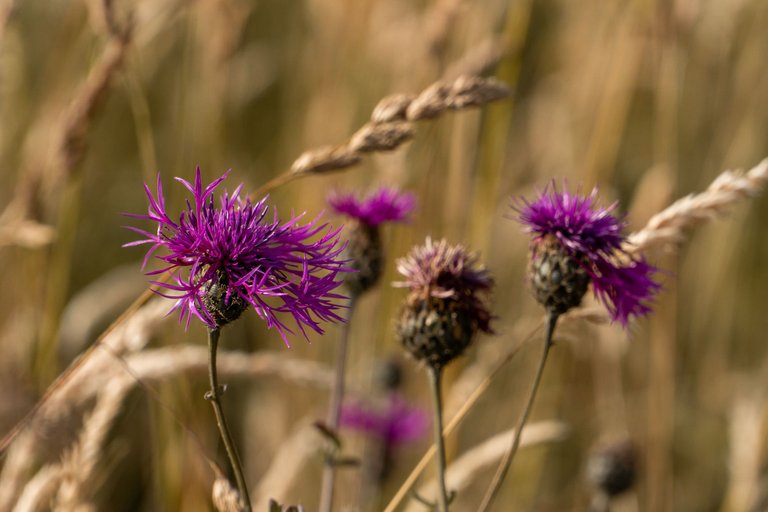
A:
626 158 768 254
0 3 131 229
11 464 64 512
0 219 56 248
53 381 131 511
120 346 333 390
403 421 569 512
0 300 166 509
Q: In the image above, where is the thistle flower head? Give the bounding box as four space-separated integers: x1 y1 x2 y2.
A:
394 238 493 369
328 187 416 227
515 184 660 324
341 394 428 445
123 167 349 344
328 187 416 297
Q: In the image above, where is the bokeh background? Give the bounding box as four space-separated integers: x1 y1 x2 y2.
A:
1 0 767 511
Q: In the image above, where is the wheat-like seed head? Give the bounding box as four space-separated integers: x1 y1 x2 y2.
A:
212 477 246 512
290 75 510 177
626 159 768 253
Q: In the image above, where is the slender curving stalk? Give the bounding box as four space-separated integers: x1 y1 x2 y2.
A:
428 365 450 512
319 297 358 512
476 312 559 512
590 491 611 512
207 328 252 512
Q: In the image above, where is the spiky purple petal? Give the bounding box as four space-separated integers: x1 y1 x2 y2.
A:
341 394 428 445
328 187 416 226
515 184 660 325
124 166 350 344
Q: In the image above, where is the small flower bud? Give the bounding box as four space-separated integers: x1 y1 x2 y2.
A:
342 223 383 297
586 437 637 498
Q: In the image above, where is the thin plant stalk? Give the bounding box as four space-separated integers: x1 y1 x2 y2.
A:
207 328 252 512
590 492 611 512
319 297 358 512
428 365 450 512
477 312 559 512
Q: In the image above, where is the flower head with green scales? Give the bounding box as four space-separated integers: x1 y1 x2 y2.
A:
515 184 660 325
328 187 416 227
124 167 350 344
394 238 494 369
328 187 416 297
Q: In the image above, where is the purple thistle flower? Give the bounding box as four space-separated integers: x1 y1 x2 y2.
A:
395 238 494 368
341 394 428 445
327 187 416 297
123 166 350 344
328 187 416 227
515 184 661 325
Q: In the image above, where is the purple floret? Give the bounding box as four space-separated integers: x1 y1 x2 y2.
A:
328 187 416 226
124 166 350 344
341 394 428 445
515 184 660 325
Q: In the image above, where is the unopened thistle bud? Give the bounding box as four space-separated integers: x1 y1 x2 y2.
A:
586 437 637 498
394 238 493 370
515 184 661 324
329 187 416 297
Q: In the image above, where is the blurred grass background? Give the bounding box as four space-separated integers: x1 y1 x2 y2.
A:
1 0 767 511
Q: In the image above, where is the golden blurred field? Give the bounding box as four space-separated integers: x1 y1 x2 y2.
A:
1 1 767 511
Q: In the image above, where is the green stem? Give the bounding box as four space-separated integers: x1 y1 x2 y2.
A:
319 298 357 512
428 365 450 512
476 312 559 512
207 328 252 512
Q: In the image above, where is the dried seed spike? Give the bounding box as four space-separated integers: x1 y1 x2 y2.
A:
626 158 768 254
371 94 416 123
349 121 414 153
406 81 452 120
446 75 512 110
213 477 245 512
290 145 362 175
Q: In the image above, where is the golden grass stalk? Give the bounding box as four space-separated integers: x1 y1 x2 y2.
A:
123 346 333 390
0 300 166 508
626 158 768 254
10 464 64 512
403 421 569 512
53 381 131 510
